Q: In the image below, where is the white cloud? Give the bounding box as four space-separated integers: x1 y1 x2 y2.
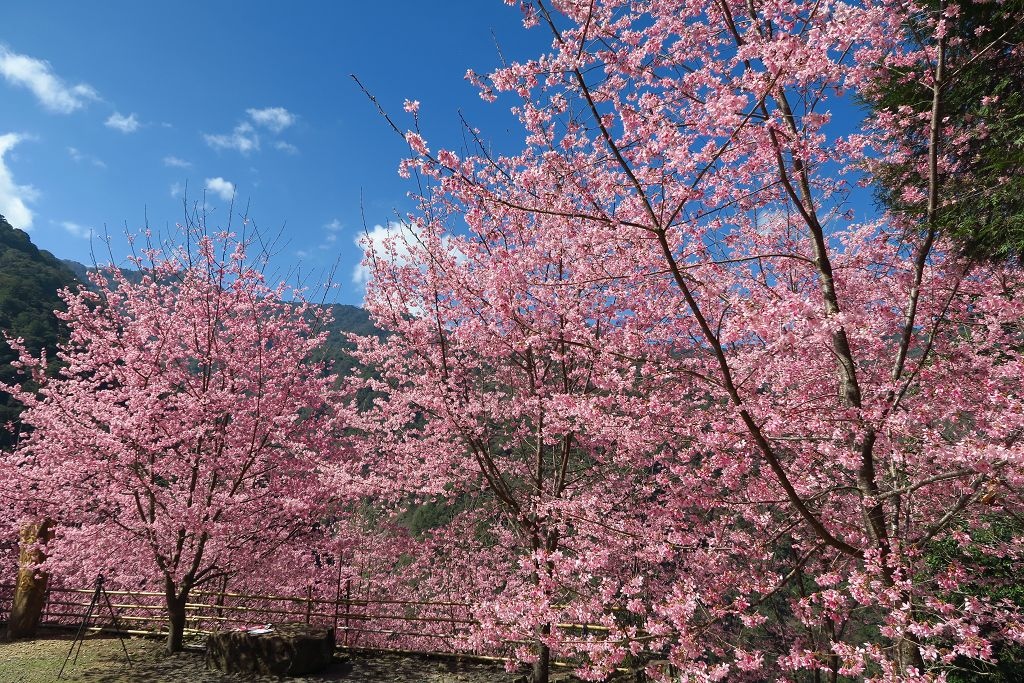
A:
325 218 343 232
105 111 140 133
751 209 792 236
352 221 416 285
0 45 99 114
352 221 463 290
204 177 235 201
67 146 106 168
0 133 39 230
163 155 191 168
247 107 295 133
170 182 183 198
60 220 92 239
204 121 259 154
204 107 295 155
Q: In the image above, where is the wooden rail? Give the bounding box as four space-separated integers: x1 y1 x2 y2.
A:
0 582 615 653
0 582 479 653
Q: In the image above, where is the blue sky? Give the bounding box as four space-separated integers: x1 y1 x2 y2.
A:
0 1 543 305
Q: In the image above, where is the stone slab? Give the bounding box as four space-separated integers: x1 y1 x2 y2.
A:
205 622 334 676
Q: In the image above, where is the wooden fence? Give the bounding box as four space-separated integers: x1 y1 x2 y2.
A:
0 582 478 654
0 582 621 660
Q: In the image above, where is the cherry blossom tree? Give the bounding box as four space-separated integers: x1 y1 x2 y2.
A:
354 218 675 679
356 0 1024 680
1 227 343 652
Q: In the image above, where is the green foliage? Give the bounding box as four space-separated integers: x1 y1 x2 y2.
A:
400 498 468 539
397 492 501 549
0 215 81 449
310 304 383 411
317 303 380 377
868 0 1024 262
927 517 1024 682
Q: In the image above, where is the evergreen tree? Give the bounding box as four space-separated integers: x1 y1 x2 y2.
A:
867 0 1024 261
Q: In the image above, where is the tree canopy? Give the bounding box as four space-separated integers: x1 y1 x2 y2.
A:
1 228 347 652
352 0 1024 680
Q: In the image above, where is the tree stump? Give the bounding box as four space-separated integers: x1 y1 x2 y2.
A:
205 623 335 676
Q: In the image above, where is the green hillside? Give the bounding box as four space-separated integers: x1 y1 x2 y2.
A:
319 303 379 379
0 215 81 449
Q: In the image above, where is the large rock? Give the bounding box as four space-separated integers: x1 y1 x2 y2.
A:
205 622 335 676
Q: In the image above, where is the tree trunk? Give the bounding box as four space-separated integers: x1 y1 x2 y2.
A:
166 598 187 653
165 581 188 654
6 520 53 639
899 636 926 674
532 625 551 683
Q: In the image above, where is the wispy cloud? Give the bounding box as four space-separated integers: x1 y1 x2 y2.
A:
204 121 259 154
105 111 140 133
60 220 93 239
247 107 295 133
170 182 183 198
304 218 343 253
67 146 106 168
274 140 299 154
163 155 191 168
205 107 297 155
0 45 99 114
293 219 346 261
204 177 235 201
0 133 39 230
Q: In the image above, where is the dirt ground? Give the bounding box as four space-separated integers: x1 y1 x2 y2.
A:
0 633 532 683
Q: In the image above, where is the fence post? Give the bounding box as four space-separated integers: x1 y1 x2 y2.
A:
333 560 342 645
215 575 228 632
344 579 351 647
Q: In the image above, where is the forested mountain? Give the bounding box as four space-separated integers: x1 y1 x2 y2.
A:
59 259 91 283
0 215 80 449
318 303 379 381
